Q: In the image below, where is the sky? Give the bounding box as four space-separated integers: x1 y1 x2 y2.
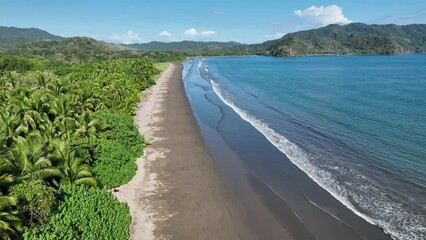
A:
1 0 425 44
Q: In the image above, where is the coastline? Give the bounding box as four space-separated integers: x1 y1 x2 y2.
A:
113 59 394 240
113 63 256 239
183 57 395 240
113 63 174 239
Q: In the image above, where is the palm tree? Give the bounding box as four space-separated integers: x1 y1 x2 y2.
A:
35 74 49 92
55 117 77 141
75 88 97 112
0 133 62 181
74 111 99 139
49 141 96 186
0 195 21 240
49 94 78 123
62 152 97 187
0 173 21 240
24 92 52 131
47 78 68 96
0 112 25 147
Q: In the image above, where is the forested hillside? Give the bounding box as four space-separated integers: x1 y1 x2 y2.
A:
262 23 426 56
0 27 63 50
4 37 141 63
4 24 425 59
4 37 185 63
127 40 246 54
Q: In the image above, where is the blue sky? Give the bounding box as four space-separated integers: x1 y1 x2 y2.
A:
1 0 425 43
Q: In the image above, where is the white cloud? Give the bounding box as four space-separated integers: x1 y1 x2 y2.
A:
201 30 216 36
264 32 286 40
294 5 351 26
159 31 172 37
111 30 143 44
183 28 217 38
184 28 198 36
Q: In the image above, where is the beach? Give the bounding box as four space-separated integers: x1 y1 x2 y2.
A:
182 57 396 240
114 62 322 239
113 63 260 239
113 60 396 240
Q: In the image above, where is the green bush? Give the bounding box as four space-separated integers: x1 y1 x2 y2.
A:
0 55 34 72
96 111 145 154
22 185 131 240
9 180 58 228
93 111 145 188
93 139 137 189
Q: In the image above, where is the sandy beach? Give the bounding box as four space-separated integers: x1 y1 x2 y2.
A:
112 61 393 240
113 63 257 239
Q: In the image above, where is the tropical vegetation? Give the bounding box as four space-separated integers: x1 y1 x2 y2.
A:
22 184 131 240
0 53 161 239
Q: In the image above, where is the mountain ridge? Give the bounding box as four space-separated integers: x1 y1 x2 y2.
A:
125 40 246 53
261 23 426 56
0 26 63 50
4 37 144 63
1 23 426 57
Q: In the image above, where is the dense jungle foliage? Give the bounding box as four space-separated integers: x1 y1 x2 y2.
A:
0 54 160 239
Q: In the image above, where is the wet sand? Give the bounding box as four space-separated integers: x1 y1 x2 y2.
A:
114 62 392 240
115 63 292 239
151 63 256 239
181 58 393 240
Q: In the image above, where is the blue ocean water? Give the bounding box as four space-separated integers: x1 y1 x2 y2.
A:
184 55 426 239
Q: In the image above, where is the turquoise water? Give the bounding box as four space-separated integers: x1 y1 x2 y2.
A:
190 55 426 239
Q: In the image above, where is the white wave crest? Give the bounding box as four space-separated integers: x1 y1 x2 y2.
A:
197 60 202 72
210 79 425 240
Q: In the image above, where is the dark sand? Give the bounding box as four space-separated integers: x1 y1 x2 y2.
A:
180 59 391 240
152 62 340 240
115 62 391 240
152 63 257 239
116 63 296 239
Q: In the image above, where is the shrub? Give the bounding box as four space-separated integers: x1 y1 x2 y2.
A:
0 55 34 72
9 180 58 227
96 111 145 154
93 139 137 189
22 185 131 240
92 111 145 188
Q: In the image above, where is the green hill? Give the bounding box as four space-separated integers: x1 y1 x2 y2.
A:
262 23 426 56
125 23 426 56
2 24 426 60
0 26 63 50
126 41 246 54
5 37 143 63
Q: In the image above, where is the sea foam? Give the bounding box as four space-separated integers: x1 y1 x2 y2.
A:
210 78 426 240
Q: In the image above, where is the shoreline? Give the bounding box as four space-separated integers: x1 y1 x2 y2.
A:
113 63 257 239
183 58 394 240
113 63 174 239
113 60 392 240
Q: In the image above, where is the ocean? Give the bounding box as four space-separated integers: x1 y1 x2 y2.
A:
182 55 426 240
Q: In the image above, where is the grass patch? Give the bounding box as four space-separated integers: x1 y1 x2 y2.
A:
154 62 169 80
